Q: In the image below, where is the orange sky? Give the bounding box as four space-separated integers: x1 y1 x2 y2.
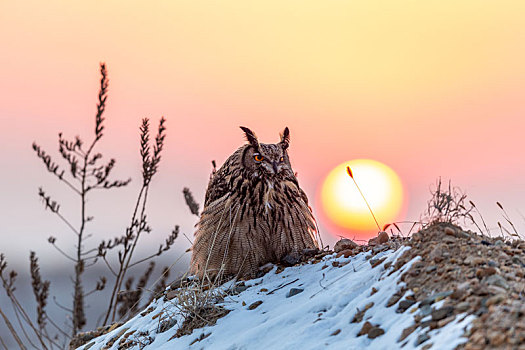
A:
1 1 525 264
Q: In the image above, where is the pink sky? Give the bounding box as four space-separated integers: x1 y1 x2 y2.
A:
1 1 525 265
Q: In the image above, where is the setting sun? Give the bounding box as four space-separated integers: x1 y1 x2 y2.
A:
320 159 404 238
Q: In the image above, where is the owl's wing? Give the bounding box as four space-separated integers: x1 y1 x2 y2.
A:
284 173 311 207
204 171 230 206
204 145 247 206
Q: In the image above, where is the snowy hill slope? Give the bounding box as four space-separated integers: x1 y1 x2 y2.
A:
75 245 475 350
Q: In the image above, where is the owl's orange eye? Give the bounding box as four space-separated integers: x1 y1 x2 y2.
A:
254 154 264 162
280 157 284 162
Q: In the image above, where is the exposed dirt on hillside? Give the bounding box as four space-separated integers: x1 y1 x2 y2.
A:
388 223 525 349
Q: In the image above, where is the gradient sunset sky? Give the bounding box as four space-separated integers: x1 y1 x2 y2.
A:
1 1 525 266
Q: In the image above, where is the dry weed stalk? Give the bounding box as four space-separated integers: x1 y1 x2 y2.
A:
467 201 491 237
32 63 131 336
0 254 61 349
97 116 178 325
346 166 381 231
496 202 522 239
183 188 200 217
0 63 182 348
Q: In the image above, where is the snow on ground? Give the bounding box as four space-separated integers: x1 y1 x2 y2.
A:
78 247 474 350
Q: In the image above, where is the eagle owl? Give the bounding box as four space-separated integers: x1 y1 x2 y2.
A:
190 127 319 281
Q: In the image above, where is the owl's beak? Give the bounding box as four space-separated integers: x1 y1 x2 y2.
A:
272 161 278 174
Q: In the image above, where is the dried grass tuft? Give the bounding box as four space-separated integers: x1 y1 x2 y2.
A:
422 178 473 226
168 278 230 339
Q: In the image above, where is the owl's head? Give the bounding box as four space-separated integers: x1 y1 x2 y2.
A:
239 126 292 178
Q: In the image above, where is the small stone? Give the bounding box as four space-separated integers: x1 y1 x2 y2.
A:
282 253 301 266
165 290 178 300
444 227 455 236
259 263 275 274
416 333 430 345
420 320 436 329
302 248 319 258
334 238 358 253
411 232 422 241
259 288 268 293
286 288 304 298
488 331 506 346
248 300 263 310
358 321 373 336
330 329 341 336
372 244 389 254
140 306 155 316
437 315 455 328
456 302 470 312
487 260 498 267
378 231 389 244
368 326 385 339
486 294 505 306
351 302 374 323
470 330 485 345
472 257 485 265
398 325 417 341
431 306 454 321
486 285 507 295
364 302 375 310
456 281 471 290
512 256 525 267
396 299 416 313
476 267 496 278
386 294 402 307
483 274 509 289
233 284 248 294
370 257 387 268
442 235 456 243
430 246 444 263
473 285 490 296
425 265 437 273
464 256 484 266
152 312 163 320
450 289 465 300
419 304 432 316
336 249 354 258
420 291 453 306
370 287 378 296
368 237 378 246
456 231 470 239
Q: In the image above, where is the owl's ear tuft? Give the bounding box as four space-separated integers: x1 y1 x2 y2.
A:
240 126 259 149
280 127 290 150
